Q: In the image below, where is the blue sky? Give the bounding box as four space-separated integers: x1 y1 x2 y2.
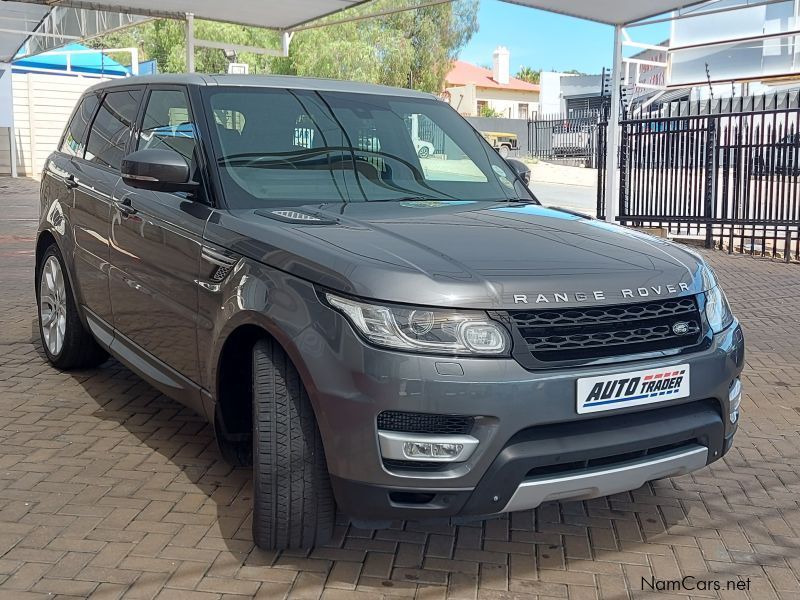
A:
459 0 670 75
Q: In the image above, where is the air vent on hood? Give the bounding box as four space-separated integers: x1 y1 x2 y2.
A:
254 209 338 225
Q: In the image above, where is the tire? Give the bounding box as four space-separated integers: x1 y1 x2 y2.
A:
418 146 430 158
499 144 510 158
252 338 335 550
36 243 108 370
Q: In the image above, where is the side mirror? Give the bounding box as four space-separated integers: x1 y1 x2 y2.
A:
506 158 531 185
121 148 198 192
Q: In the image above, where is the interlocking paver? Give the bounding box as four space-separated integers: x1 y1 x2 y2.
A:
0 176 798 599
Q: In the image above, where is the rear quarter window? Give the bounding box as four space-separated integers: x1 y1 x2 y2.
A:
60 94 99 157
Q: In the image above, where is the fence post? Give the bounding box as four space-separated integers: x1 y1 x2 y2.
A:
703 118 718 249
618 114 629 220
596 106 608 218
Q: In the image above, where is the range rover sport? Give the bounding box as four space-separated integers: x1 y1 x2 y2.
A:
36 74 745 550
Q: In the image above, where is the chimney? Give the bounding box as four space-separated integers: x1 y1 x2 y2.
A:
492 46 510 85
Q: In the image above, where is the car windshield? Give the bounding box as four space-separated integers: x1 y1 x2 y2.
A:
202 87 533 208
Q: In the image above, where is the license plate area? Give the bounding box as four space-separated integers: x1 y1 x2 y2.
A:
577 364 690 414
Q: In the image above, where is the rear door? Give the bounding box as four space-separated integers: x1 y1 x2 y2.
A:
67 88 142 327
109 85 211 393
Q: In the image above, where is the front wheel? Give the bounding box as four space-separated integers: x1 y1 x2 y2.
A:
251 338 335 550
499 144 510 158
417 146 430 158
37 244 108 369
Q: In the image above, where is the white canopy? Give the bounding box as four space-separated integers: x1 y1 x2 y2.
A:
0 0 716 63
0 2 49 63
500 0 707 26
0 0 366 62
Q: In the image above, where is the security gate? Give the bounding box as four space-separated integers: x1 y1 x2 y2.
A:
599 93 800 262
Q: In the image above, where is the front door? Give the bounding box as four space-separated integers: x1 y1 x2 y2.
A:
109 86 210 388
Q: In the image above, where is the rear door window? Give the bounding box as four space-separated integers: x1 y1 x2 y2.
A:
85 89 143 170
60 94 99 157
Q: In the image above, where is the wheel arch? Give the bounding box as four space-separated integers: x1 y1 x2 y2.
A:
35 230 58 268
212 316 324 456
34 230 84 317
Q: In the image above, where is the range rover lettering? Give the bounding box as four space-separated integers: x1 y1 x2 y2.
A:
36 75 745 550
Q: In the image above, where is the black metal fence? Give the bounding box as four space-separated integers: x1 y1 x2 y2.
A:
416 115 447 153
598 93 800 261
596 104 609 219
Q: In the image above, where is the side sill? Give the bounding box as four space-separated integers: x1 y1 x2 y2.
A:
85 308 209 420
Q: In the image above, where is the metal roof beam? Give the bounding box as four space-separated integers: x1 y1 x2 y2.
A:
8 0 185 20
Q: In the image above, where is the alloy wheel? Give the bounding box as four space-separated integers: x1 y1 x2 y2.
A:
39 255 67 356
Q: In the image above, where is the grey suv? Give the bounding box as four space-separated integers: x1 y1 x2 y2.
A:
37 74 745 550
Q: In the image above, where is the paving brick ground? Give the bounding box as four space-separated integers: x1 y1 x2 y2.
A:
0 176 798 600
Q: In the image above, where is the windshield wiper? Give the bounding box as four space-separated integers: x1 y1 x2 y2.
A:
367 195 449 203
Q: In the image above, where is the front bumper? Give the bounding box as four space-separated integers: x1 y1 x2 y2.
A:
304 309 744 521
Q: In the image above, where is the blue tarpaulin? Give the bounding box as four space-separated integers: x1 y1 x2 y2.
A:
13 43 130 76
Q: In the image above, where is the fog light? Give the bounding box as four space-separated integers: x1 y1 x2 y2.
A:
378 431 479 463
729 378 742 423
403 441 464 459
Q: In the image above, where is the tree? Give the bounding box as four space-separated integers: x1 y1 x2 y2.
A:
87 20 281 74
286 0 478 92
515 66 540 84
478 104 501 117
87 0 478 92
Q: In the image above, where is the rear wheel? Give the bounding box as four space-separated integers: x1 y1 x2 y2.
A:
251 338 335 550
37 244 108 370
418 146 430 158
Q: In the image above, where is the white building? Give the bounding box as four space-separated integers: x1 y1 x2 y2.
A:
444 47 540 119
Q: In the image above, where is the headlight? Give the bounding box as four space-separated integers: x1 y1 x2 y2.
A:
705 285 733 333
325 293 510 355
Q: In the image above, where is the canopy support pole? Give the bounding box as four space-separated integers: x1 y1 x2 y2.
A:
604 24 623 224
185 12 195 73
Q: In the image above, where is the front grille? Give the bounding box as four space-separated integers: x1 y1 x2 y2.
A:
509 296 703 362
376 411 474 435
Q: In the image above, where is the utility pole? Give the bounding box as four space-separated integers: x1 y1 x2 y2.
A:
185 13 195 73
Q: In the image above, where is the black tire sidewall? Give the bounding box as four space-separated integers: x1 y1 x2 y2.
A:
251 338 334 550
36 242 106 370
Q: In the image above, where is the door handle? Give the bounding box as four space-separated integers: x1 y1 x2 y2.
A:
114 197 137 217
65 174 78 190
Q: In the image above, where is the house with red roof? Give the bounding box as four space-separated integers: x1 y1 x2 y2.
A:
443 47 540 119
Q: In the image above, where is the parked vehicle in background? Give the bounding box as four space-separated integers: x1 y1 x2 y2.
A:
552 119 592 158
413 138 435 157
481 130 518 157
37 74 744 552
